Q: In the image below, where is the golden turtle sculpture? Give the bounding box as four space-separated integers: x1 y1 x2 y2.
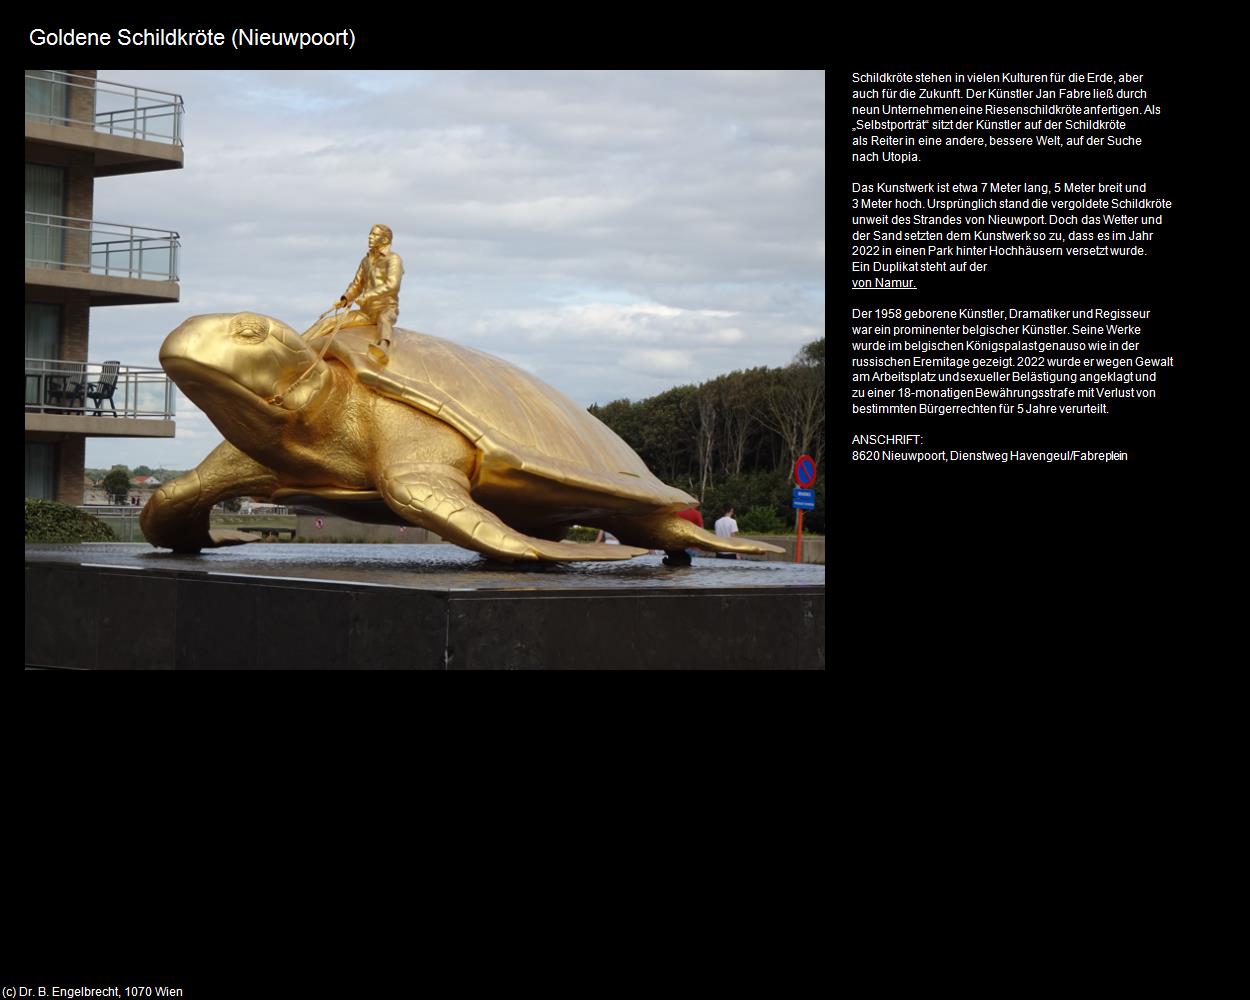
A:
140 312 785 563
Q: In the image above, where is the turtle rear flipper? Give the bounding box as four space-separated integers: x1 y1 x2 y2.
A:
610 513 786 556
379 462 646 562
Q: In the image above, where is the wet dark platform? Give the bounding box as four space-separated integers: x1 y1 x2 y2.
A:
25 544 825 669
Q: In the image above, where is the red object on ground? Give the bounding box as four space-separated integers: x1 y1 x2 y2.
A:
675 507 704 528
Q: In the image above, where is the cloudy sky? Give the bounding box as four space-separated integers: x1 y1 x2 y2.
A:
85 70 825 470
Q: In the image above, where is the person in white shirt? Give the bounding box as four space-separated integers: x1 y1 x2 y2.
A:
713 505 739 560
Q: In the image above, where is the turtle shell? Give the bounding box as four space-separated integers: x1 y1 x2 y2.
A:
325 326 696 513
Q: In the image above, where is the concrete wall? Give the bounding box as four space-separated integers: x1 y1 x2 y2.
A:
62 151 93 273
60 300 89 361
739 534 825 565
65 70 97 129
296 513 439 544
26 556 825 669
23 412 175 437
55 436 84 505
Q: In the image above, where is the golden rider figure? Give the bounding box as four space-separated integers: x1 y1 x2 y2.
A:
333 223 404 363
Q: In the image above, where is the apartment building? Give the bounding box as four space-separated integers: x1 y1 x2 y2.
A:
25 69 183 504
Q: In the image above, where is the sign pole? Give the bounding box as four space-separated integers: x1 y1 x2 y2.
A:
792 453 817 564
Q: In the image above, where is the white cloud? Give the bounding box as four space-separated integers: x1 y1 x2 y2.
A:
621 349 696 376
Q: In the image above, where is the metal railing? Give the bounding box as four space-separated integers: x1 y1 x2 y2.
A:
76 507 298 543
78 505 144 541
25 213 180 282
25 71 184 145
239 503 292 515
25 358 175 421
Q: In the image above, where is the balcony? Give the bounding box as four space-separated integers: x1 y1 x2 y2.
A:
25 71 184 175
25 358 176 439
25 213 180 305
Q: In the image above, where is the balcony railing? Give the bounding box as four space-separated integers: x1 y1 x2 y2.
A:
25 71 184 145
25 213 180 282
25 358 175 421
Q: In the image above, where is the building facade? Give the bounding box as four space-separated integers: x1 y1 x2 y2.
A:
25 69 183 504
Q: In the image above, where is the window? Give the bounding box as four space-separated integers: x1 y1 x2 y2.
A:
25 303 62 406
25 302 61 359
25 442 57 500
25 70 69 123
25 163 65 266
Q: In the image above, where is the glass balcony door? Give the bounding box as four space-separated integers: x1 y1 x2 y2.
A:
25 163 65 267
25 303 62 407
26 442 57 500
25 70 69 123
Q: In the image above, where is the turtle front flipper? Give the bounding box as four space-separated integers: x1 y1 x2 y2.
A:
379 462 646 562
141 441 280 553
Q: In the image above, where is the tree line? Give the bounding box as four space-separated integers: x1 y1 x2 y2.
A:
588 338 824 533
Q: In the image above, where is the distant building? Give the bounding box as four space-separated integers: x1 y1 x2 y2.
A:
238 500 288 515
25 70 183 504
126 474 162 507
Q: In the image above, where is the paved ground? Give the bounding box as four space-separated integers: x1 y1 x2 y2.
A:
26 542 826 593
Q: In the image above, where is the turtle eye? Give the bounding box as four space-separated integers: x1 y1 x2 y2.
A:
230 313 271 343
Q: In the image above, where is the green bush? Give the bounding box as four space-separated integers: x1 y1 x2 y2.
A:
564 525 598 543
25 499 116 543
738 505 785 534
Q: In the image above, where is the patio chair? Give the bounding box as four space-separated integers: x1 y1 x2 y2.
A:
85 361 120 416
45 373 85 412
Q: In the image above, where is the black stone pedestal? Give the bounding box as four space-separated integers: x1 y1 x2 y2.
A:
25 544 825 669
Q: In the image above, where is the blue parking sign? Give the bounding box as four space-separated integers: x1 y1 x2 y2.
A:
792 488 815 509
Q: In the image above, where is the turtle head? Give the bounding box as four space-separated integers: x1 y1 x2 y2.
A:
160 312 331 443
